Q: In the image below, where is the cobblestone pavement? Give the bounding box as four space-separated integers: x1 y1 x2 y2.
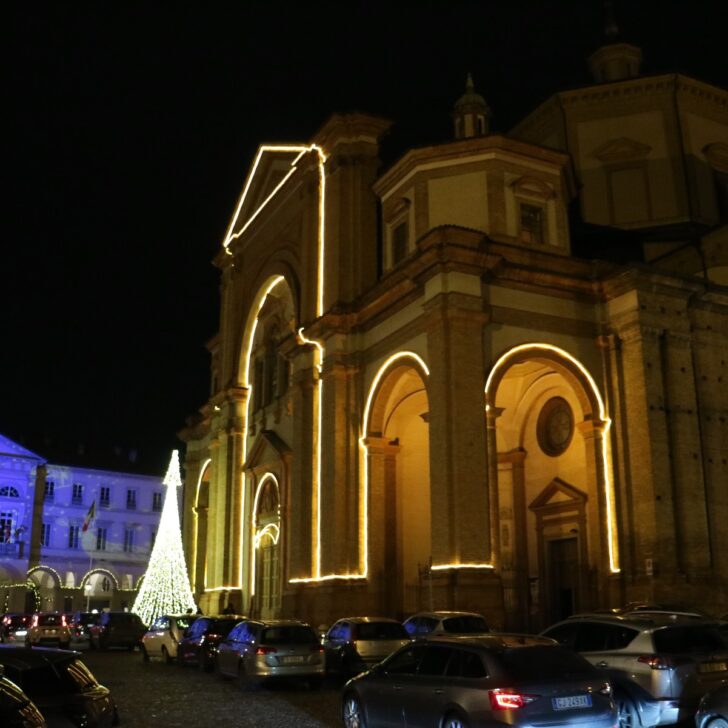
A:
81 648 342 728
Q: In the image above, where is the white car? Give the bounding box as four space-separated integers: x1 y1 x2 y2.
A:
141 614 197 663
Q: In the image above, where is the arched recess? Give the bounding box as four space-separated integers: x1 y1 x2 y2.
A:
484 343 619 630
362 352 431 616
251 473 281 620
27 566 62 612
192 459 211 594
80 568 118 611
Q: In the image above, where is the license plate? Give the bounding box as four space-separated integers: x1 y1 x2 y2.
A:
699 662 727 674
282 656 305 665
552 695 592 711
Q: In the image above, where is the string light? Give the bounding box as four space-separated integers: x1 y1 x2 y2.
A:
132 451 197 625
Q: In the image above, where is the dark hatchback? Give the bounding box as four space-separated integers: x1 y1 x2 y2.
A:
342 635 617 728
177 615 245 671
1 614 33 644
90 612 146 650
0 645 118 727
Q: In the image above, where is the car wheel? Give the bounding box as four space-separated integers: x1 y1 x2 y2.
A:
162 646 173 665
141 645 150 663
442 713 469 728
615 694 640 728
198 653 212 672
707 720 728 728
342 693 367 728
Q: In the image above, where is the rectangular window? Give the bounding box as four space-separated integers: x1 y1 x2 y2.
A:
126 490 137 510
68 525 80 549
391 221 408 265
40 523 51 547
100 486 111 508
0 512 13 543
520 203 544 244
150 529 156 550
123 528 135 553
44 480 55 501
72 483 84 505
96 527 107 551
152 492 163 512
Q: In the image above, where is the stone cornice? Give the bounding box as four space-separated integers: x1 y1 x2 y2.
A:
373 134 572 199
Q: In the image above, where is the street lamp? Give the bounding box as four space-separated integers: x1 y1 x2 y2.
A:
84 581 92 611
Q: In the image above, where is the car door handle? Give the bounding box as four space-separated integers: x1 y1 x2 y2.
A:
596 661 609 668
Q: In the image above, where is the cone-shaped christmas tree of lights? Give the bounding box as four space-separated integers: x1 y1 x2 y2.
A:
132 450 197 625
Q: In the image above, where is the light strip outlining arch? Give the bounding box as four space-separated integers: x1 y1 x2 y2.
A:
484 342 620 574
250 472 281 597
192 458 212 590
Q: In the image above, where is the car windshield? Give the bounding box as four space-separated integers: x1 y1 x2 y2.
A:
37 614 64 626
499 646 597 680
355 622 408 640
442 616 489 633
261 626 318 645
653 625 728 654
176 617 194 630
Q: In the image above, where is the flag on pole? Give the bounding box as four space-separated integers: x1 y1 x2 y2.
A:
81 501 96 532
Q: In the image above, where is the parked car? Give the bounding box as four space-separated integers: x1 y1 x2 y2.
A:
696 684 728 728
541 613 728 728
1 615 32 644
177 615 245 671
342 633 616 728
89 612 146 650
323 617 410 677
403 610 490 638
26 613 71 649
0 665 46 727
68 612 99 649
216 618 325 687
141 614 197 663
0 645 118 727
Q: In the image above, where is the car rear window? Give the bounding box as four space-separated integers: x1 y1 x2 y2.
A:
38 614 64 626
208 619 240 636
4 658 96 698
6 615 31 627
653 625 728 654
442 616 489 633
499 646 597 681
355 622 408 640
261 626 319 645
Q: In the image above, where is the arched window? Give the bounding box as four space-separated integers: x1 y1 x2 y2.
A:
0 486 19 498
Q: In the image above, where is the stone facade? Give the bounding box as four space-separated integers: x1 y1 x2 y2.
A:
181 55 728 630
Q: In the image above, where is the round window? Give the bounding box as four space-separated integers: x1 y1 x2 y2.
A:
537 396 574 456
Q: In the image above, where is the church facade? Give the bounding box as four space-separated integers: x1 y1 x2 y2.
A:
180 40 728 630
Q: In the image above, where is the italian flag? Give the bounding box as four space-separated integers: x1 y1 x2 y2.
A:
82 501 96 532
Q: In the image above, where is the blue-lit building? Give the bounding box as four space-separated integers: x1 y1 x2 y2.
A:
0 434 163 613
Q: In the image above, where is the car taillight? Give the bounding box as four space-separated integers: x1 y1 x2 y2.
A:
637 655 691 670
61 615 67 627
204 633 221 642
255 646 277 655
32 615 38 628
489 689 539 711
310 644 324 653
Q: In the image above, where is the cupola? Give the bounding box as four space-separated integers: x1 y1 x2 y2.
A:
587 1 642 82
453 73 491 139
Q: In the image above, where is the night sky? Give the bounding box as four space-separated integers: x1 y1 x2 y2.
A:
5 2 726 475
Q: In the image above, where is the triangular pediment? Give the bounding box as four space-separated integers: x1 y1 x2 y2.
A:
529 477 586 511
0 434 43 462
592 137 652 163
222 145 309 246
244 429 292 471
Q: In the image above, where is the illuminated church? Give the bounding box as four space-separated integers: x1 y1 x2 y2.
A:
180 31 728 630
